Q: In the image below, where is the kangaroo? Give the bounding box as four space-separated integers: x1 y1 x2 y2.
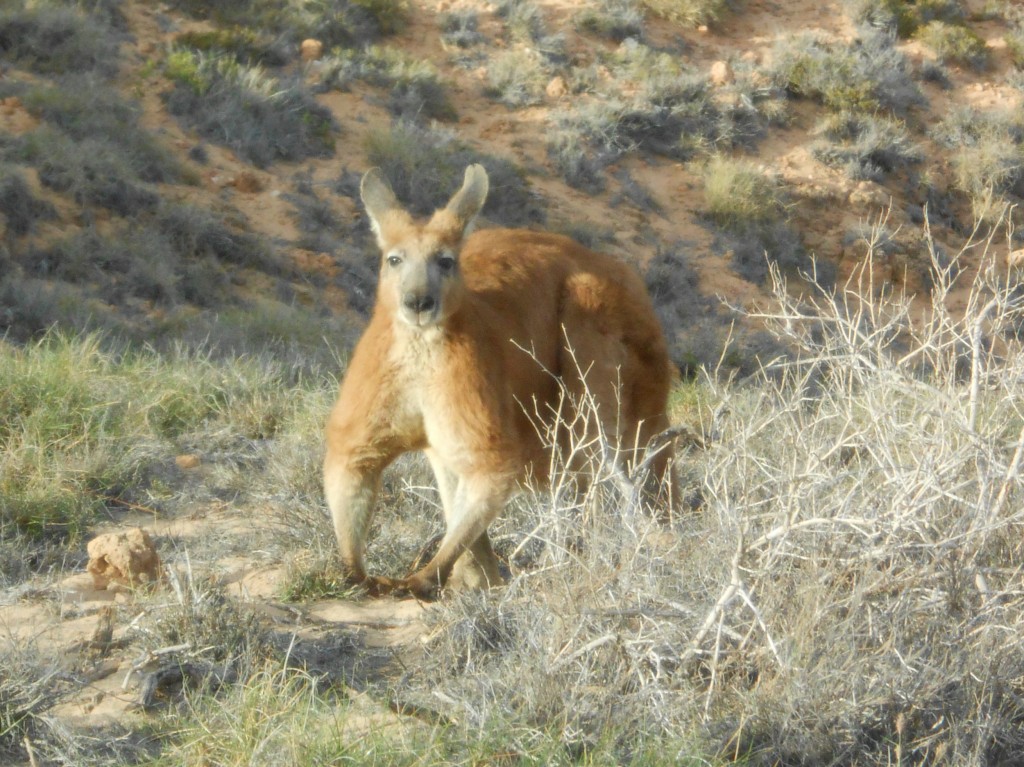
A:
323 164 674 599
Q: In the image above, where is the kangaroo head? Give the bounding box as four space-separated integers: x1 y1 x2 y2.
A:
361 164 489 329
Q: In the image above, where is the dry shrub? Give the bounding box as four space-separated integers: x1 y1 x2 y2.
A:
390 215 1024 764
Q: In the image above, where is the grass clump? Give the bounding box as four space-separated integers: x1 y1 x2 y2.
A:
915 19 990 69
317 46 455 122
0 168 55 239
703 155 785 230
366 122 544 227
0 640 73 764
439 9 485 48
845 0 964 36
164 50 335 168
702 155 810 283
167 0 408 45
931 107 1024 222
641 0 731 27
772 29 924 115
576 0 645 41
484 49 549 108
0 333 326 559
0 1 122 78
548 42 784 191
15 78 182 184
15 127 160 216
173 26 288 67
813 111 923 180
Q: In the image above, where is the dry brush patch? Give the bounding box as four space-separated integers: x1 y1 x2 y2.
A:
382 219 1024 764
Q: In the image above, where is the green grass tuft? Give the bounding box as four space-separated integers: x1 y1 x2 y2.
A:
164 50 335 168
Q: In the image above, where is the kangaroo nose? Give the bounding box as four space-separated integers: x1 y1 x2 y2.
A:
403 293 436 313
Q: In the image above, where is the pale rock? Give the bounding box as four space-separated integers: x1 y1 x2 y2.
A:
710 60 734 86
546 76 568 100
86 528 161 589
300 39 324 61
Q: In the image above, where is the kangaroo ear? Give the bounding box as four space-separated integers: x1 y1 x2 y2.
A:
360 168 401 246
445 164 489 231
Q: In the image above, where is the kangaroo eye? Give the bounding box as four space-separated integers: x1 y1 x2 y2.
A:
387 254 403 267
437 254 456 272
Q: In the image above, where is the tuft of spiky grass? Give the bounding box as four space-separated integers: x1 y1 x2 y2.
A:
547 41 784 191
164 50 335 168
0 168 56 239
576 0 645 41
641 0 731 27
931 106 1024 224
484 49 548 108
845 0 964 37
317 45 455 122
0 2 123 78
703 155 784 230
771 28 924 115
813 111 923 180
702 155 811 284
439 9 485 48
0 334 331 574
0 638 74 763
916 19 990 69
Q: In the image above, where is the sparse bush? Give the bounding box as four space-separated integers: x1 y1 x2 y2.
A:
644 241 724 375
317 46 455 122
916 19 990 69
702 155 811 283
772 28 925 114
18 128 160 216
0 640 72 763
0 168 55 239
547 125 608 194
155 202 282 275
164 51 335 168
845 0 965 37
813 111 923 179
439 9 484 48
0 2 122 78
173 26 288 67
484 49 548 108
365 122 544 226
576 0 644 41
703 155 784 230
168 0 407 45
641 0 730 26
16 78 183 184
931 106 1024 222
548 42 782 190
495 0 545 42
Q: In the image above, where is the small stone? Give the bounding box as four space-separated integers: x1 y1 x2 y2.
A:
710 60 734 86
231 172 263 194
86 528 161 590
175 454 201 470
300 39 323 61
545 76 568 100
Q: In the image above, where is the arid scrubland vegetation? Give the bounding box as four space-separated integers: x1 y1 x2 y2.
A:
3 0 1024 764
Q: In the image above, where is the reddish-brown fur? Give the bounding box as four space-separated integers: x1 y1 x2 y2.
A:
323 165 674 599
